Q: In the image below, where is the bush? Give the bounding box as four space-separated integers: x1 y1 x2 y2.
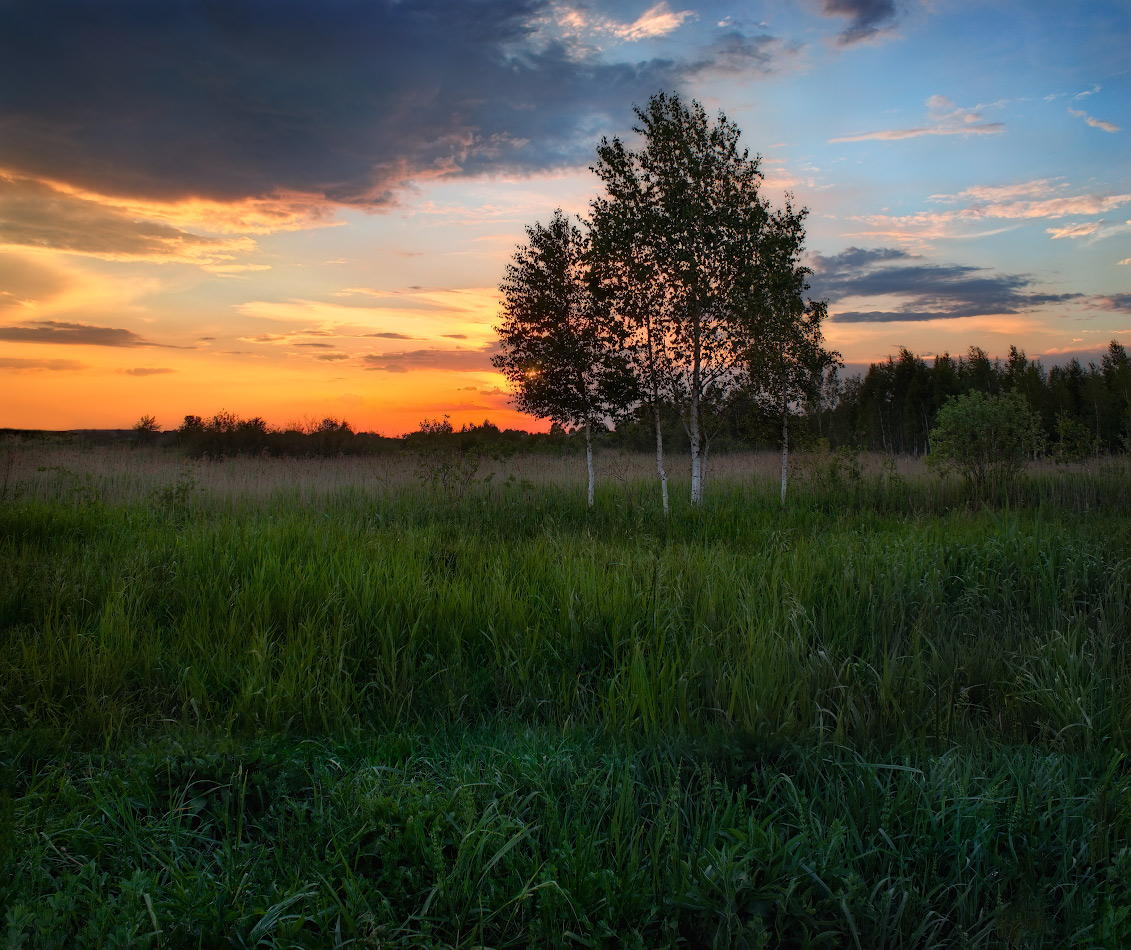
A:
1053 411 1099 462
407 416 484 498
800 440 861 495
928 390 1044 497
131 415 159 447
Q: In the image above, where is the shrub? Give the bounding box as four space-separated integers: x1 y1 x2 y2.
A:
1053 411 1099 462
132 415 159 447
408 416 484 498
928 390 1044 497
801 440 861 496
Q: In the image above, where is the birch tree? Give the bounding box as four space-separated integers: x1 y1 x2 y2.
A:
493 210 635 506
590 92 770 505
745 201 840 503
588 221 675 513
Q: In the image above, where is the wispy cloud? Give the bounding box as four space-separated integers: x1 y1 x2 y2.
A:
0 250 73 311
811 246 1082 323
235 291 501 344
119 366 175 376
238 329 342 346
1046 221 1102 239
686 32 797 76
854 181 1131 243
0 319 181 347
361 344 500 374
844 210 1018 242
45 182 340 237
1044 84 1101 104
0 356 86 371
1067 107 1120 133
1089 294 1131 313
830 95 1003 143
971 195 1131 220
813 0 901 46
0 175 258 267
552 2 695 42
612 3 696 41
929 179 1065 203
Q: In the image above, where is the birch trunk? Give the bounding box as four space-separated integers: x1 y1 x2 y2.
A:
654 402 669 515
584 421 595 508
689 304 702 506
690 389 702 505
780 395 789 505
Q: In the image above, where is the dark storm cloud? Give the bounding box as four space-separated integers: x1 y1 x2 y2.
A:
814 0 899 45
811 246 1083 323
0 0 781 206
0 320 182 347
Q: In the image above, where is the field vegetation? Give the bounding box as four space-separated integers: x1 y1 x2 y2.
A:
2 440 1129 947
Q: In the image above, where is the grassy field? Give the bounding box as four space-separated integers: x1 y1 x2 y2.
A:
2 442 1130 947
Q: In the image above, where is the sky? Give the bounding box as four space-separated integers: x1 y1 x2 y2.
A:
0 0 1128 434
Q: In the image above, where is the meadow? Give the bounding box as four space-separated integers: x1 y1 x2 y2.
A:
1 440 1129 947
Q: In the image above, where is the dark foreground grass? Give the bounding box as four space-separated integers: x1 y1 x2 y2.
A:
4 729 1130 948
2 465 1130 946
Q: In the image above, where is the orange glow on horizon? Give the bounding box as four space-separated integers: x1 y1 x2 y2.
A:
2 167 1115 434
0 337 542 435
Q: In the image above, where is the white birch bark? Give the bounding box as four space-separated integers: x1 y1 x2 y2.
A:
690 389 702 505
780 394 789 505
689 305 703 506
584 421 595 508
654 402 669 515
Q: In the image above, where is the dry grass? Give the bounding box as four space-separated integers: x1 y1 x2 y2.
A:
5 436 1124 514
0 437 923 504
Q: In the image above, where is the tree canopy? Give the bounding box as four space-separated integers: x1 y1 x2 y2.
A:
590 92 802 504
928 390 1045 498
492 209 636 505
744 201 840 500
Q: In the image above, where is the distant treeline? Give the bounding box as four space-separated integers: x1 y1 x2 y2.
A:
819 341 1130 457
168 411 572 459
112 339 1130 460
605 340 1131 459
172 412 386 457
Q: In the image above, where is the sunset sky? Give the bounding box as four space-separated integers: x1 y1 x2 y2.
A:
1 0 1128 434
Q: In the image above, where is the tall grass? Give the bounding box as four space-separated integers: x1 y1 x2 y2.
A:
6 439 1128 513
2 445 1129 946
2 459 1128 750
